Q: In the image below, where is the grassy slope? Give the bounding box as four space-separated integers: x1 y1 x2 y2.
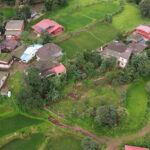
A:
0 8 15 19
0 133 44 150
0 114 42 138
45 134 82 150
112 3 150 31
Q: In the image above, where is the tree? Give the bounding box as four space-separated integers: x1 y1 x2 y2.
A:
15 6 31 21
40 31 51 44
16 67 43 111
95 105 117 127
140 0 150 18
82 137 99 150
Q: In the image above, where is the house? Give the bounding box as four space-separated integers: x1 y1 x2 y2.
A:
125 145 149 150
34 60 66 77
0 40 21 52
136 25 150 40
0 53 14 69
5 20 24 40
32 19 64 36
36 43 63 61
100 41 132 68
127 34 144 43
21 44 43 63
0 72 9 89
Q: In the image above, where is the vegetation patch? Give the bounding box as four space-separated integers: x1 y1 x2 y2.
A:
0 133 45 150
0 114 43 138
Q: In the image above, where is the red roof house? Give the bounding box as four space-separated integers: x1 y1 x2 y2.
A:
32 19 63 36
136 25 150 40
51 63 66 75
125 145 149 150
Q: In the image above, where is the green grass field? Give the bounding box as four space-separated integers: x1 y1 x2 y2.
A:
0 105 13 116
58 22 119 58
0 133 44 150
0 8 15 19
0 114 42 138
45 134 82 150
112 3 150 31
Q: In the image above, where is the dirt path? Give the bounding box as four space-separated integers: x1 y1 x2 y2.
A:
49 116 150 150
49 117 111 143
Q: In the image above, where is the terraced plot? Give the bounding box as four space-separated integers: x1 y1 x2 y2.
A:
0 133 44 150
0 114 43 138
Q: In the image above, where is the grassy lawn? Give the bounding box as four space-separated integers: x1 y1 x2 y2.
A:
45 134 82 150
0 8 15 19
0 133 45 150
112 3 150 32
0 114 43 138
8 71 22 94
0 105 13 116
58 22 119 58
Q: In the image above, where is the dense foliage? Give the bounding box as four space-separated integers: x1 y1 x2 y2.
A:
140 0 150 18
82 137 99 150
95 105 117 127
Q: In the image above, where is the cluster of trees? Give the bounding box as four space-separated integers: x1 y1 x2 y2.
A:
44 0 68 11
0 0 15 5
14 6 31 21
16 67 62 111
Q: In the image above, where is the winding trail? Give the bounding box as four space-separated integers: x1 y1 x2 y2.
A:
49 116 150 150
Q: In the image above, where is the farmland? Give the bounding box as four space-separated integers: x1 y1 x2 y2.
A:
1 0 150 149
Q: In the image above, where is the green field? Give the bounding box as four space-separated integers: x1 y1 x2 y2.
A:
0 133 44 150
0 8 15 19
45 134 82 150
0 105 13 116
0 114 42 138
113 3 150 31
58 22 119 58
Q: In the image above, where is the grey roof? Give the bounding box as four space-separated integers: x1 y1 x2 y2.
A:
36 43 62 60
101 41 132 60
128 42 146 54
0 40 21 51
5 20 24 30
33 59 59 71
106 41 128 53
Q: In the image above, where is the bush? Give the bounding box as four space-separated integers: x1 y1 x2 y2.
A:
95 105 117 127
82 137 99 150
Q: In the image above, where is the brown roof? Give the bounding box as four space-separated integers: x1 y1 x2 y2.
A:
5 20 24 30
36 43 62 60
0 40 21 51
5 30 22 36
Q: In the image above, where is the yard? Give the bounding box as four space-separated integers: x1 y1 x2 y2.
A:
0 7 15 19
58 22 119 58
0 133 45 150
0 114 43 138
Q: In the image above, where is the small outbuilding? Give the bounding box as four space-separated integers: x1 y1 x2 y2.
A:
5 20 24 40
